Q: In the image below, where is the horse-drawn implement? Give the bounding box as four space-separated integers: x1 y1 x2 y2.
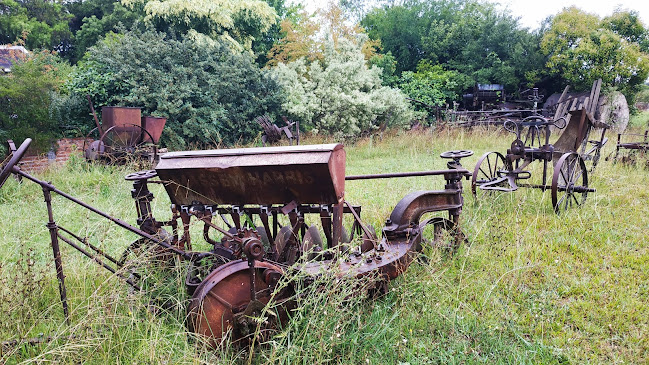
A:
1 138 473 347
83 98 166 164
471 80 609 213
610 130 649 164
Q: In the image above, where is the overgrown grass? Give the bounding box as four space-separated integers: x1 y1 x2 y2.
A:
1 127 648 363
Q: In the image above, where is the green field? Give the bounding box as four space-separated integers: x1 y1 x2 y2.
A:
1 121 648 363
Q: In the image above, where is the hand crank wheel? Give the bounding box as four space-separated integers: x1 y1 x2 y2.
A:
187 260 289 348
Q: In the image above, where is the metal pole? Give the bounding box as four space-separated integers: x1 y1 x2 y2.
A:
42 186 70 325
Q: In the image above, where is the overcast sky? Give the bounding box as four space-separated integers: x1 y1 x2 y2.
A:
293 0 649 30
498 0 649 29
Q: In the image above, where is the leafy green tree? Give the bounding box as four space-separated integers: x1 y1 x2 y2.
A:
0 0 73 52
267 2 379 67
64 0 143 62
270 35 415 138
362 0 544 92
397 61 466 120
122 0 278 52
361 0 428 74
541 7 649 97
0 51 72 154
602 9 649 52
63 30 283 148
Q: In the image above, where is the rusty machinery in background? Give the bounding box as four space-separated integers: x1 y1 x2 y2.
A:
609 130 649 164
83 96 166 165
255 115 299 146
1 138 473 347
471 79 609 214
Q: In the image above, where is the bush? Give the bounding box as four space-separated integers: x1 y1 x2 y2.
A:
397 61 467 122
0 52 72 155
271 35 415 139
63 30 283 149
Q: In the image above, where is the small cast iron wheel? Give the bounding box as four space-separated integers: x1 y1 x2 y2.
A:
419 217 466 257
471 151 509 197
187 260 288 348
551 152 589 214
0 138 30 189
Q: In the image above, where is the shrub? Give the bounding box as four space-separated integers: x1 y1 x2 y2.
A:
271 35 415 139
63 30 283 149
0 51 72 155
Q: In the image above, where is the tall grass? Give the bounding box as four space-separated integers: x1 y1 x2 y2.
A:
1 127 648 363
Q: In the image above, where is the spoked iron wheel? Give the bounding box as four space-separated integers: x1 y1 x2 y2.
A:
578 126 607 172
551 152 589 214
187 260 290 348
471 151 509 197
84 125 157 166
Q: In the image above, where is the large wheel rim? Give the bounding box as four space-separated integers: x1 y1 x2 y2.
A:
552 152 588 214
85 125 158 166
187 260 288 348
471 151 509 197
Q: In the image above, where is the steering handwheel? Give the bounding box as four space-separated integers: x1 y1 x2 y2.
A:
0 138 31 189
440 150 473 159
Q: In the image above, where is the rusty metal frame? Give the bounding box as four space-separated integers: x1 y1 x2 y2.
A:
1 139 472 346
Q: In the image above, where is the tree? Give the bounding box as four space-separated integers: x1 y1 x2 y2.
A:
361 0 544 92
541 7 649 97
270 35 415 138
63 30 283 148
397 61 466 120
122 0 278 52
0 0 73 52
361 0 428 74
266 1 379 66
0 51 71 154
64 0 143 63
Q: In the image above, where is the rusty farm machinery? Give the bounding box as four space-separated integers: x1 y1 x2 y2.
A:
1 138 474 347
471 79 609 213
83 97 166 165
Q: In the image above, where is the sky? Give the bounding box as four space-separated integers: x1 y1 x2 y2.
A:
293 0 649 30
497 0 649 30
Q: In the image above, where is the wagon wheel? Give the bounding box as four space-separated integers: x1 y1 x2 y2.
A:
84 125 158 166
551 152 589 214
579 126 607 172
419 217 466 258
187 260 290 348
471 151 509 197
1 138 30 189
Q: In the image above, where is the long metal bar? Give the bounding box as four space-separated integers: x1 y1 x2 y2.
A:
345 169 469 180
14 167 193 260
57 225 121 266
516 183 596 193
43 187 70 325
56 231 141 290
